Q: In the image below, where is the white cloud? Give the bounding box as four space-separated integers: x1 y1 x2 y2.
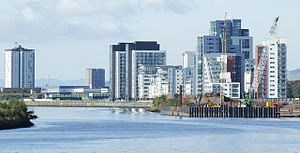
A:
22 8 40 21
0 0 195 42
55 0 97 16
98 21 118 33
0 13 13 23
137 0 165 6
133 0 195 14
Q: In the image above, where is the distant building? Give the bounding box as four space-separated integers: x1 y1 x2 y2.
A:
110 41 166 100
0 87 41 94
182 51 197 95
183 67 195 95
4 45 35 88
148 68 170 99
201 53 241 98
86 68 105 89
183 51 197 68
254 38 287 98
168 66 184 96
138 65 185 99
41 86 109 100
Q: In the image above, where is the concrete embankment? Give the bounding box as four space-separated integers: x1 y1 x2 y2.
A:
25 101 153 108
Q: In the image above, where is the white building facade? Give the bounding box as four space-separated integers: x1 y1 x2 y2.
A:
183 51 197 68
254 38 287 98
138 65 185 99
4 45 35 88
202 54 241 98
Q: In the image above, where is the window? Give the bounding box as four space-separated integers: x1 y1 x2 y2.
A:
232 89 239 92
242 39 250 49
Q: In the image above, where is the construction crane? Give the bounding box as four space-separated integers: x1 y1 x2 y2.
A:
219 12 228 105
252 17 280 98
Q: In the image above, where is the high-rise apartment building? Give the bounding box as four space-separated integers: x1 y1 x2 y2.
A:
183 51 197 68
168 66 184 96
4 45 35 88
254 38 287 98
110 41 166 100
86 68 105 89
196 18 253 98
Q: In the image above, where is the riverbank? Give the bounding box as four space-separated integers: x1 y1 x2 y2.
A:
0 114 34 130
0 99 37 130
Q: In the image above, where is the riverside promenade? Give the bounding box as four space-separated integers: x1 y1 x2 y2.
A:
25 101 152 108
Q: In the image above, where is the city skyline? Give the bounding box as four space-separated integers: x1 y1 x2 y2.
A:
0 0 299 81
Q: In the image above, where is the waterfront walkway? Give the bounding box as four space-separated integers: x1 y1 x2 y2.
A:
25 101 152 108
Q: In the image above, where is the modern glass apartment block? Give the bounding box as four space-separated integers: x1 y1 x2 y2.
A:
201 53 242 98
196 18 253 97
183 67 195 95
110 41 166 100
254 38 287 98
168 66 184 96
4 45 35 88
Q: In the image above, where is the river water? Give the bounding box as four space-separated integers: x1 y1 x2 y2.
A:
0 107 300 153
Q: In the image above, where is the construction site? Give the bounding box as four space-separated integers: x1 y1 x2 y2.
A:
160 16 300 118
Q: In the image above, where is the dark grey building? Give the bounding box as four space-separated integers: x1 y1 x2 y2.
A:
110 41 166 101
86 68 105 89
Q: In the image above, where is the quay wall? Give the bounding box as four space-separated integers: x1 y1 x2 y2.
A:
161 106 281 118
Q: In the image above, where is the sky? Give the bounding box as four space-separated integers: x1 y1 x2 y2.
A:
0 0 299 81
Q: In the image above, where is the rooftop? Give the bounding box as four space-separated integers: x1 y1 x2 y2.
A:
5 45 35 52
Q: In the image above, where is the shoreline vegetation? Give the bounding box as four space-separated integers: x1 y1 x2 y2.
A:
0 99 37 130
147 96 177 112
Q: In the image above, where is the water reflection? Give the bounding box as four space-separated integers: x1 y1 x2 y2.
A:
0 107 299 153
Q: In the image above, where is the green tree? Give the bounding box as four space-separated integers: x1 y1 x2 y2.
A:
0 99 37 130
287 81 300 98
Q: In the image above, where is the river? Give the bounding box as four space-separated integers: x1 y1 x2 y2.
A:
0 107 300 153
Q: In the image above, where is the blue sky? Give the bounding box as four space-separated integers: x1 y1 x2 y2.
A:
0 0 299 80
